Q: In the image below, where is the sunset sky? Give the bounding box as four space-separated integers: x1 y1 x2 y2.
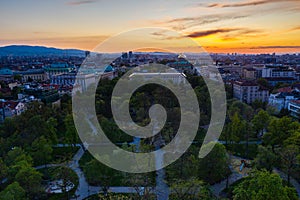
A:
1 0 299 54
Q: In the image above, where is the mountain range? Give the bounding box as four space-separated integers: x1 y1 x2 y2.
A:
0 45 86 57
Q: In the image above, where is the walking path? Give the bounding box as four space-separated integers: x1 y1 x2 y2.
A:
210 172 246 197
31 145 300 199
210 155 300 198
35 145 154 200
274 168 300 198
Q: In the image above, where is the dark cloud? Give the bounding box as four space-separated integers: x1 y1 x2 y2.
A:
187 28 239 38
152 27 265 40
165 14 248 24
151 31 182 40
158 14 249 31
289 26 300 31
67 0 98 6
186 28 262 38
207 0 297 8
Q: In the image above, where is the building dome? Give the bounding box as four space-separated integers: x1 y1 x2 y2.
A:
178 53 186 59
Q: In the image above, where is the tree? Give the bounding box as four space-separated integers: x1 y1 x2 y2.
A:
253 145 277 172
46 117 58 144
0 117 16 138
284 131 300 147
0 157 8 181
233 170 297 200
30 136 53 166
197 142 230 184
98 193 131 199
263 117 298 151
13 74 22 82
0 182 27 200
64 114 79 147
15 166 43 198
21 115 57 145
83 159 121 189
5 147 32 167
251 100 267 110
170 178 215 200
252 110 270 137
228 100 254 121
126 173 154 200
279 145 299 186
257 78 269 88
228 112 247 143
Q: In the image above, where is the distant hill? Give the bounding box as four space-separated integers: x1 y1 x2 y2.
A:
0 45 86 57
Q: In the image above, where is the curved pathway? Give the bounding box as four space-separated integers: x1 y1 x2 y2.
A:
210 172 246 197
274 168 300 197
35 145 149 200
210 155 300 198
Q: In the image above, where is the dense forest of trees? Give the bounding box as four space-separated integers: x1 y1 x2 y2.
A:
0 74 299 199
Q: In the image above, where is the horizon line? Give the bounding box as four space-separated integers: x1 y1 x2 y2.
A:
0 44 299 55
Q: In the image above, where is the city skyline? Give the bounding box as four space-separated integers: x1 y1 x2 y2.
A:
1 0 300 54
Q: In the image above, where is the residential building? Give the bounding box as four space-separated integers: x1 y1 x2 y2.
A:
233 80 269 104
288 100 300 119
243 67 257 80
0 100 26 122
265 77 297 87
262 66 295 78
268 87 300 112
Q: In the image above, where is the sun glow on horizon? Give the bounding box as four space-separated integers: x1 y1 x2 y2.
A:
1 0 299 54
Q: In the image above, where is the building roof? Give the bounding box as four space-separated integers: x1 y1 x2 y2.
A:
244 67 256 71
104 65 114 72
290 100 300 106
14 69 45 75
0 100 21 110
0 68 13 75
234 80 257 86
5 101 19 109
44 63 73 71
277 87 293 93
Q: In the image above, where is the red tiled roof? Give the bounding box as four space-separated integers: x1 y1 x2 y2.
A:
5 101 19 109
277 87 292 93
290 100 300 105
